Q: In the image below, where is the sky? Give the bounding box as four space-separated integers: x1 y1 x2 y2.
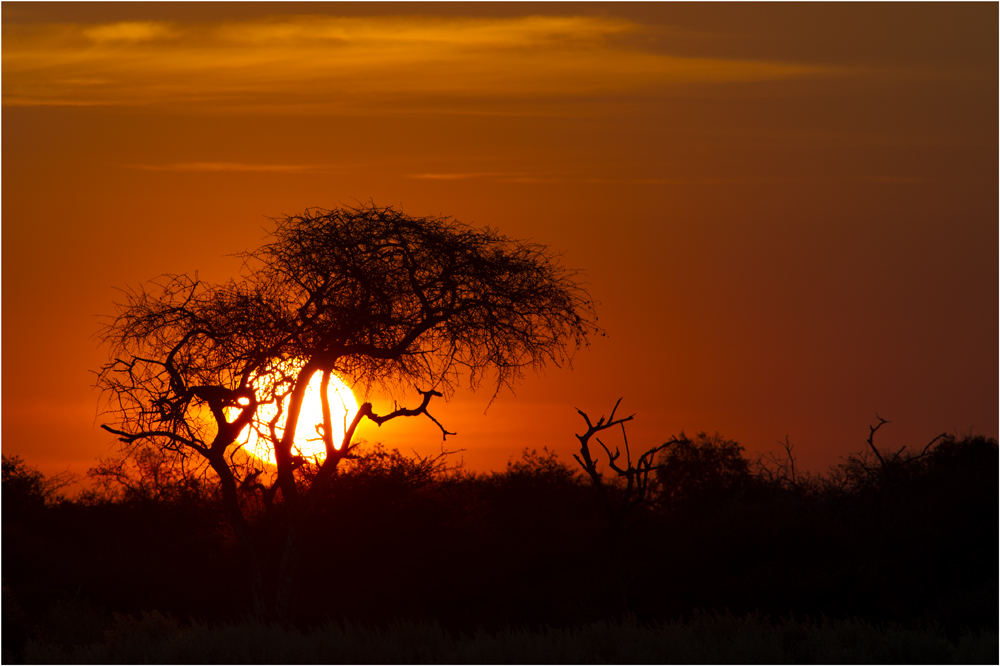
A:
3 2 997 484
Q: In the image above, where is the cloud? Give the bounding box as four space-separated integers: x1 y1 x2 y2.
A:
3 15 833 112
82 21 177 44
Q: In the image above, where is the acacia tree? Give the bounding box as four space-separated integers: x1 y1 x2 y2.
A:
98 203 598 619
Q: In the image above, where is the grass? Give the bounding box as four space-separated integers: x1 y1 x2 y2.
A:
13 608 998 664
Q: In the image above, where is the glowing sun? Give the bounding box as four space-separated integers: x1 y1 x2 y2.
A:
232 367 359 466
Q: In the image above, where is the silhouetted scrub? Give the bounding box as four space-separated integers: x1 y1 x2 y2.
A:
293 446 604 629
3 433 996 660
654 431 761 512
2 455 75 520
16 610 998 664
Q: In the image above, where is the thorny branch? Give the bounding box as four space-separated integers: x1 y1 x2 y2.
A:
866 413 891 469
572 398 678 516
866 413 947 473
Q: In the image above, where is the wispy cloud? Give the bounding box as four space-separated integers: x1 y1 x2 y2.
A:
82 21 178 44
3 15 833 112
630 175 929 186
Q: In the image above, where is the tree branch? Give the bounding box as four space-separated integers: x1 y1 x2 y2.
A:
866 413 890 469
365 389 455 440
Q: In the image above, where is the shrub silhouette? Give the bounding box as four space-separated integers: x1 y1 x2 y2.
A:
654 431 757 511
1 455 76 521
2 455 50 520
3 431 996 659
86 445 216 507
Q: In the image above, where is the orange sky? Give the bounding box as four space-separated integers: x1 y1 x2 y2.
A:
3 2 996 484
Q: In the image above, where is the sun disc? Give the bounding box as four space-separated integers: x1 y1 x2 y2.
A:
229 367 359 466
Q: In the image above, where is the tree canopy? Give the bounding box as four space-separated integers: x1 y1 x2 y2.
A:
97 202 600 617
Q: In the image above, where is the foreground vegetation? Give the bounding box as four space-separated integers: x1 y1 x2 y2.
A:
3 429 997 663
14 609 997 664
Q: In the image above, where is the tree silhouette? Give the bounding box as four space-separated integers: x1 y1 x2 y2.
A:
573 399 674 524
97 203 599 619
655 431 755 511
572 399 680 612
2 455 75 520
86 444 214 505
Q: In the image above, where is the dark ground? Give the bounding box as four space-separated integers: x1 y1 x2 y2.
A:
3 432 996 663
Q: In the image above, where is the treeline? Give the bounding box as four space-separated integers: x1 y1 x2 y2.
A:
2 430 997 661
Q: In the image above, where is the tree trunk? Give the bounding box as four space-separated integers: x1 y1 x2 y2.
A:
274 521 305 621
212 457 268 619
273 457 343 620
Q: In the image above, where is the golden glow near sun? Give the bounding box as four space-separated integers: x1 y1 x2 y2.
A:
229 367 359 467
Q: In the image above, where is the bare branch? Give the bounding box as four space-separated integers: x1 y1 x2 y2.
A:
866 413 890 469
917 432 949 459
364 389 455 440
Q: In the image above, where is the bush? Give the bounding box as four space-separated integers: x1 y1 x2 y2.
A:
19 610 998 664
655 432 759 511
